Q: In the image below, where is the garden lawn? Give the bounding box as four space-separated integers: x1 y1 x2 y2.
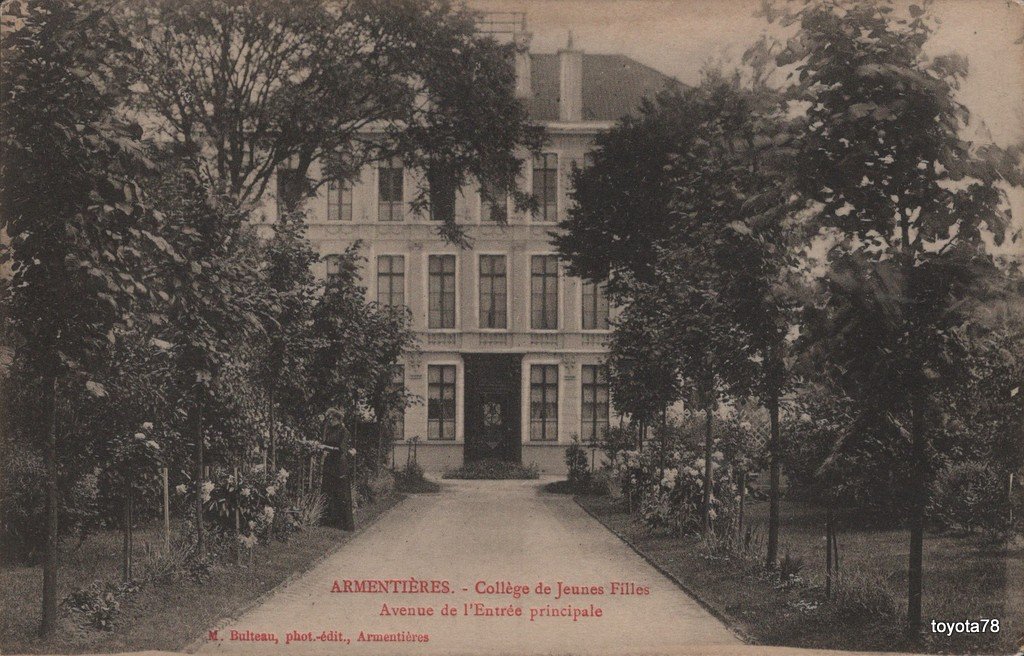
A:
577 495 1023 655
0 493 403 655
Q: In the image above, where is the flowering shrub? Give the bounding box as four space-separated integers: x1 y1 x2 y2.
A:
96 422 165 525
177 465 290 546
611 442 738 533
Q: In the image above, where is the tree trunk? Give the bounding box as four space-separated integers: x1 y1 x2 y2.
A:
907 389 927 640
40 373 59 637
122 481 133 583
825 504 834 600
268 388 276 471
766 393 782 570
376 418 385 470
702 406 714 532
737 470 747 541
192 393 206 561
162 467 170 551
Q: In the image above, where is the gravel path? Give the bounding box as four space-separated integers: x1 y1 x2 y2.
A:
196 479 741 655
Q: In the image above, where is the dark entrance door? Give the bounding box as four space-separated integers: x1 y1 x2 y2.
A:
463 354 521 463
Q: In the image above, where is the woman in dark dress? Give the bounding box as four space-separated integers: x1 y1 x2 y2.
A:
321 408 354 531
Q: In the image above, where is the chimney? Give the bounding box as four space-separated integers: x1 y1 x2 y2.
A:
558 31 583 122
514 29 532 99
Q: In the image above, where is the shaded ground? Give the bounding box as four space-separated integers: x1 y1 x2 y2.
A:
197 478 740 655
0 494 403 654
578 494 1022 655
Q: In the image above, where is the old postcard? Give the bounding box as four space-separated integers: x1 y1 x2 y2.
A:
1 0 1022 654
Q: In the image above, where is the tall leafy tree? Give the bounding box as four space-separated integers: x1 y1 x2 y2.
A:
780 0 1021 637
0 0 154 634
256 214 321 469
131 0 543 241
605 292 684 442
661 71 807 563
306 246 414 428
555 88 698 297
143 161 269 559
556 87 709 461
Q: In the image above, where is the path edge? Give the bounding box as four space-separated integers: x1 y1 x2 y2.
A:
183 493 408 654
573 495 755 646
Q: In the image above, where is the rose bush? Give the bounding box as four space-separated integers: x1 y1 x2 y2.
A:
177 465 291 546
611 440 738 533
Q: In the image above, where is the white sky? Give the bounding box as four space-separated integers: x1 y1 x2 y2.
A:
472 0 1024 145
472 0 1024 251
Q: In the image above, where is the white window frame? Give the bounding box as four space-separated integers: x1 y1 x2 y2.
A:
528 252 562 332
374 253 408 310
425 252 460 332
579 277 612 332
521 359 562 443
530 152 559 224
476 252 510 331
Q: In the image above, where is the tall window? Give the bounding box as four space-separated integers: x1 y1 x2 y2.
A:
324 254 342 287
530 364 558 441
478 255 507 329
327 179 353 222
532 153 558 221
428 255 456 329
427 365 456 441
376 255 405 308
582 279 610 330
378 158 404 222
276 168 305 217
531 255 559 329
581 365 610 442
480 179 508 223
387 365 405 442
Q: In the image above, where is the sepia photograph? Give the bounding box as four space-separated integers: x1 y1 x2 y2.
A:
1 0 1022 654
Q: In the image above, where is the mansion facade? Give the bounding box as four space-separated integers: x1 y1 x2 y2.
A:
274 17 677 473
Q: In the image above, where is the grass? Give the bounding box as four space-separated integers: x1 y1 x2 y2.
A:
578 494 1023 654
442 458 539 480
0 493 403 654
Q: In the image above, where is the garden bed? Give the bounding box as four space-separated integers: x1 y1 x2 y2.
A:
0 493 404 654
442 458 539 480
577 494 1021 655
393 464 441 493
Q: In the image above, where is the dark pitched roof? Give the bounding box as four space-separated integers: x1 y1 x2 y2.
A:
527 53 682 122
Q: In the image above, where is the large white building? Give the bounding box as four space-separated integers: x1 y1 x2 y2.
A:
276 16 677 473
